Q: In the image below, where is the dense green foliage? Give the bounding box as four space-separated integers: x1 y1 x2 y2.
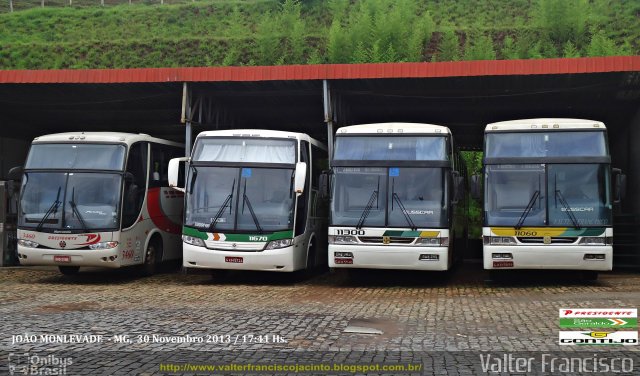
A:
0 0 637 69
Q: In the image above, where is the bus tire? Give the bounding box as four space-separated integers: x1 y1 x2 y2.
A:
141 237 162 276
582 271 598 281
58 266 79 275
306 238 316 271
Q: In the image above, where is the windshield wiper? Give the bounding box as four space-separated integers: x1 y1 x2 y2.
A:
555 189 581 229
36 186 62 231
391 178 417 230
68 187 88 233
241 180 263 234
515 190 540 229
209 179 235 233
356 177 380 229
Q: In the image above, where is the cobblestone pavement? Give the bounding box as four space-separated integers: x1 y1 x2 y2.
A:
0 263 639 375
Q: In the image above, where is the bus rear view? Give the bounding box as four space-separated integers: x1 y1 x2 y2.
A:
482 119 623 280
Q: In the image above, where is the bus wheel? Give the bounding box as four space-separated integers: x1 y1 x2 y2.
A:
582 271 598 281
306 239 316 271
58 266 79 275
141 239 162 276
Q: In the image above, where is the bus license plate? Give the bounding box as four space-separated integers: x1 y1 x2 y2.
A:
334 258 353 265
225 256 243 264
54 255 71 263
493 261 514 268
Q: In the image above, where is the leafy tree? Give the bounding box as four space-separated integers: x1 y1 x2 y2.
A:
436 29 460 61
463 32 496 61
562 41 580 58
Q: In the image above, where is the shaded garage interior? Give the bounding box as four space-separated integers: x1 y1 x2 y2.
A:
0 57 639 265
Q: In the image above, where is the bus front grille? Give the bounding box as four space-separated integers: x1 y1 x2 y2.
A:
357 236 415 244
517 237 578 244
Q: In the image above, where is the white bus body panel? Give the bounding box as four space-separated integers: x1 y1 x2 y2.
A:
328 227 451 271
482 227 613 271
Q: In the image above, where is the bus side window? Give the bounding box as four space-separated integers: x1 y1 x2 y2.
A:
149 143 181 188
122 142 148 228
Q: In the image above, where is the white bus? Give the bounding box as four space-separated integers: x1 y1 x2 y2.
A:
481 119 624 280
169 129 328 274
15 132 184 275
328 123 466 271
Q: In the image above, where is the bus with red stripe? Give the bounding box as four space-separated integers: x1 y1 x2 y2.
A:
15 132 184 275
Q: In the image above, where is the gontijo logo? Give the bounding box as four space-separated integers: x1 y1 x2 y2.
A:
559 331 638 345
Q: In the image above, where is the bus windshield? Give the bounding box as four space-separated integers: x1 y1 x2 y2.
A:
484 164 611 227
19 172 122 231
26 143 126 170
185 167 295 232
331 167 447 228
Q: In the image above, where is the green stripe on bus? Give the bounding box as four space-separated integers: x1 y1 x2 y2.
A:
182 226 207 240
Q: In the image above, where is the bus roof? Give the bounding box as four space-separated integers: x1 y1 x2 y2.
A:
336 123 451 135
485 118 606 132
195 129 326 150
32 132 183 147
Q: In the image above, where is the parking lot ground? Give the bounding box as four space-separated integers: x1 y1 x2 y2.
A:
1 262 639 375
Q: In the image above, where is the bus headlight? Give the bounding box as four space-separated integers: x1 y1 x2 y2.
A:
18 239 39 248
328 235 358 244
415 237 448 246
579 237 606 245
88 241 119 250
265 239 293 250
182 235 205 247
487 236 517 245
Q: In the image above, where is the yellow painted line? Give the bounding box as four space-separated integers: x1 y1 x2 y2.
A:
419 231 440 238
491 227 568 236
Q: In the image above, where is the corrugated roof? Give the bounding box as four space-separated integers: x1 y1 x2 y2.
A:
0 56 638 84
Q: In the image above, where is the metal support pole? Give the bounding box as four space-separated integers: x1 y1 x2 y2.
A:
181 82 192 157
323 80 334 163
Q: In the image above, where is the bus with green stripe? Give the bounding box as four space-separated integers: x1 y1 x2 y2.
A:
168 130 328 274
328 123 466 271
479 119 625 280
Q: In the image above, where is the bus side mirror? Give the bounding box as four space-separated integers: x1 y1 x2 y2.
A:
124 172 134 184
613 168 626 204
470 174 481 200
294 162 307 195
7 166 23 181
451 171 464 204
319 170 330 199
168 157 188 192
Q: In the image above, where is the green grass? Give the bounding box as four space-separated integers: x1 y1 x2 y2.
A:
0 0 637 69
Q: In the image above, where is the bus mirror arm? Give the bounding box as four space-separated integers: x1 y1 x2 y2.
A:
612 168 626 204
294 162 307 195
168 157 188 192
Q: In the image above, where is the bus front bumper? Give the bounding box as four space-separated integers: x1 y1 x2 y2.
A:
483 245 612 270
17 245 122 268
183 243 299 272
328 245 449 271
